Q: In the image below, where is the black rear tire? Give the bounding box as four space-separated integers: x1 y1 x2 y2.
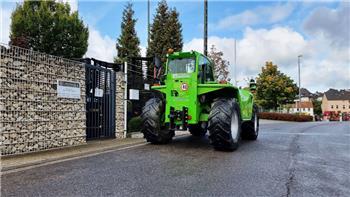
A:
141 98 173 144
188 122 207 137
242 105 259 140
208 98 242 151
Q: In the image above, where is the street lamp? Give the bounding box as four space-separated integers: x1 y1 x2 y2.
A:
204 0 208 56
147 0 150 48
298 55 302 113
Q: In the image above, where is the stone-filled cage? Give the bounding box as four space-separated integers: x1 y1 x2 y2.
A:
0 44 86 155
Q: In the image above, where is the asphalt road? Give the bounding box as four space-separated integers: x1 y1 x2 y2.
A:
1 122 350 197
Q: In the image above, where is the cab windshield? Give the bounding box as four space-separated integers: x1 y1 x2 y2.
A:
167 57 196 74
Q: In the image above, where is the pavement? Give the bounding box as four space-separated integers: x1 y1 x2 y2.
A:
1 121 349 196
0 131 188 172
0 138 144 172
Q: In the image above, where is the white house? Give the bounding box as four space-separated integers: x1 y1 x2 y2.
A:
290 101 314 116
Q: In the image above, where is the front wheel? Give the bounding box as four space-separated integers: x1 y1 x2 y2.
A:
208 98 242 151
141 98 173 144
242 105 259 140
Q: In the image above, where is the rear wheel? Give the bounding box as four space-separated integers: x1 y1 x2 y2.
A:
242 105 259 140
188 122 207 137
208 98 242 151
141 98 173 144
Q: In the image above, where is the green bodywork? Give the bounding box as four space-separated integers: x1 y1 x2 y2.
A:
152 51 254 126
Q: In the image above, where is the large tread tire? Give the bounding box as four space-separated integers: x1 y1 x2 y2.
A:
242 105 259 140
141 98 173 144
208 98 242 151
188 122 207 137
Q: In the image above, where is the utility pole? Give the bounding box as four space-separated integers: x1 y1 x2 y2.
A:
147 0 150 47
234 39 237 86
204 0 208 56
298 55 302 112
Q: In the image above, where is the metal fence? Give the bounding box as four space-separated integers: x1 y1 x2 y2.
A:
0 44 86 155
85 63 116 140
126 60 156 134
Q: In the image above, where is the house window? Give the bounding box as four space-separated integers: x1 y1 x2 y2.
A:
336 105 338 109
331 105 333 109
343 105 346 109
308 108 310 111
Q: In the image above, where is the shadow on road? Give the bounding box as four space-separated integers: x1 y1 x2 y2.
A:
157 134 255 151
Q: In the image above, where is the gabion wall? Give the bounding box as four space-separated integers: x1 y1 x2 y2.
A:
115 72 125 138
0 45 86 155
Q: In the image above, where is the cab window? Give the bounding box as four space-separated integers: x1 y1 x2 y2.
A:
198 55 214 82
206 61 214 81
168 57 195 74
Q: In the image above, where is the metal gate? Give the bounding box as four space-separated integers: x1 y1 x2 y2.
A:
126 58 157 134
85 64 116 140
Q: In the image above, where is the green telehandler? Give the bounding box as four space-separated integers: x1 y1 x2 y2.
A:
141 51 259 151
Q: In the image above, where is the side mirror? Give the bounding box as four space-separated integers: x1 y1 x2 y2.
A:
154 56 161 69
153 56 162 84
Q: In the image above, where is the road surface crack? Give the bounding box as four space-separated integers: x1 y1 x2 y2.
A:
285 165 296 197
284 134 300 197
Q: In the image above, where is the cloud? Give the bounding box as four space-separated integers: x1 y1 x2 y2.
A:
0 3 14 44
60 0 78 12
216 3 295 29
85 27 116 62
60 1 117 62
303 3 350 48
184 26 349 92
140 45 147 57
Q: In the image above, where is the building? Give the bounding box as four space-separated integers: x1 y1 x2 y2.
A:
321 89 350 120
313 91 324 101
289 88 314 116
290 101 314 116
299 88 313 102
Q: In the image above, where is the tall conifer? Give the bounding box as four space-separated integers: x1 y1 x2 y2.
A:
166 8 183 52
147 0 183 77
115 3 140 63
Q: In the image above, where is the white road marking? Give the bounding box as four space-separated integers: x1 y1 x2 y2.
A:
262 132 350 137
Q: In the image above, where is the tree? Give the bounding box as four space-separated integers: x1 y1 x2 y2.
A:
313 100 322 116
166 8 183 53
10 1 88 58
208 45 230 81
147 0 183 77
256 61 298 110
115 2 140 63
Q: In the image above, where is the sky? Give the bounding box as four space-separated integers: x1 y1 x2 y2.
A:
1 0 349 92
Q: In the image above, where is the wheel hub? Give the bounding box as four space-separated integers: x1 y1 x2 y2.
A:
230 112 239 142
254 113 258 135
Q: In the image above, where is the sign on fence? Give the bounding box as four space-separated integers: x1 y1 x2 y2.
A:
129 89 139 100
94 88 104 97
144 83 150 90
57 80 81 99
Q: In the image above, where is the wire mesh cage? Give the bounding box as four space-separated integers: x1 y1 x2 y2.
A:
0 44 86 155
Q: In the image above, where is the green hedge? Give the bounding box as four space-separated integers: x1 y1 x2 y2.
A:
128 116 142 132
258 112 313 122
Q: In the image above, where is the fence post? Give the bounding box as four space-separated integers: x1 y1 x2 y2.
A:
124 61 128 138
